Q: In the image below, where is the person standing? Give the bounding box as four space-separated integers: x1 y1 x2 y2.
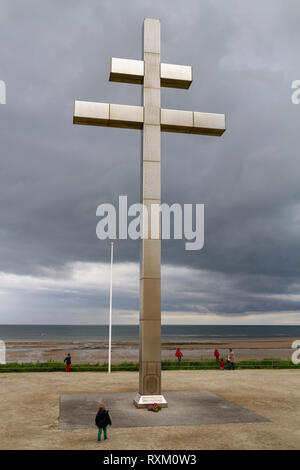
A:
95 404 112 441
214 348 220 362
227 348 235 370
175 348 183 362
64 353 72 372
219 357 224 371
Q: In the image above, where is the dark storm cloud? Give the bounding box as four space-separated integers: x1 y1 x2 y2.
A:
0 0 300 322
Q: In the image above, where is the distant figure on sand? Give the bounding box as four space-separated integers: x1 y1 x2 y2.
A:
214 348 220 362
175 348 183 362
219 358 224 370
64 353 72 372
95 404 112 441
226 348 235 370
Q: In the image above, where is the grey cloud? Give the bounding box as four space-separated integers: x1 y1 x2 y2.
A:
0 0 300 322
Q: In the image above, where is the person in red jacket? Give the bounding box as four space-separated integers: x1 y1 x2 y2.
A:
219 358 224 371
175 348 183 362
214 348 220 362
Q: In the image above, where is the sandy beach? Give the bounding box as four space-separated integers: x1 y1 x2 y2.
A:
5 337 296 363
0 369 299 449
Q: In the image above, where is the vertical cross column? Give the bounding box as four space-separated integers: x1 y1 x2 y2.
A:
139 18 162 397
72 17 225 409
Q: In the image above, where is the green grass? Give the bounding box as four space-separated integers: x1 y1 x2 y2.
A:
0 358 298 373
162 358 299 370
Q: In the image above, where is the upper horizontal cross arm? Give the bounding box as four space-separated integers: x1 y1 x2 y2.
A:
109 58 192 89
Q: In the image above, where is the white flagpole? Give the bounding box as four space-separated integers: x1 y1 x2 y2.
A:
108 241 114 373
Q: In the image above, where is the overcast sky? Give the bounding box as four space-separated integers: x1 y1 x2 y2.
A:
0 0 300 324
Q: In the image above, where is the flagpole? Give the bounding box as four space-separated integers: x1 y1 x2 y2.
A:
108 241 114 373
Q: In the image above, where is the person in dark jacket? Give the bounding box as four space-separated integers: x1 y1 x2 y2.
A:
95 404 112 441
64 353 72 372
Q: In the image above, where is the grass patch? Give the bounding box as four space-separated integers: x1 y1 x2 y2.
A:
0 358 298 372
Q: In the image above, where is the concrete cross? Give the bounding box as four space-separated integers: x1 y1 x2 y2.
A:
73 18 226 407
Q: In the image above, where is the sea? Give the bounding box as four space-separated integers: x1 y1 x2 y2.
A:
0 325 299 343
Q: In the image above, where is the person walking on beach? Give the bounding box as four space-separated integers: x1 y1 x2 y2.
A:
64 353 72 372
175 348 183 362
227 348 235 370
219 357 224 371
95 404 111 441
214 348 220 362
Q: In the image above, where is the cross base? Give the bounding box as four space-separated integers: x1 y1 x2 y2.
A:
133 393 168 409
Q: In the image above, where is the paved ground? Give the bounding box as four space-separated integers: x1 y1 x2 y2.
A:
59 391 268 429
0 370 299 449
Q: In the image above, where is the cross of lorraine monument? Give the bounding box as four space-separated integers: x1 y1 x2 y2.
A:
73 18 226 408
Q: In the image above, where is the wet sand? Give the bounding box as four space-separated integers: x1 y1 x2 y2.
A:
4 337 296 363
